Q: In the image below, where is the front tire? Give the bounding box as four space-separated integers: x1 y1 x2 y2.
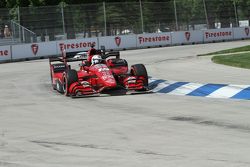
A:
63 70 78 96
50 68 57 90
130 64 148 86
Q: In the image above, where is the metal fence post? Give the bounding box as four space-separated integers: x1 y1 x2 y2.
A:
61 3 66 37
103 1 107 36
17 6 20 24
173 0 178 31
22 27 25 42
233 0 239 27
203 0 209 29
18 6 21 41
139 0 144 33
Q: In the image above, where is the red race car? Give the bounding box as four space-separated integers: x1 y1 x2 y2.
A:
49 49 148 97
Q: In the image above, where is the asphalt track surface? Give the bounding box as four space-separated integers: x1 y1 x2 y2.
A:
1 41 250 167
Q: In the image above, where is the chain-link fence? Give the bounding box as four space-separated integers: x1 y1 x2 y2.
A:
0 0 250 43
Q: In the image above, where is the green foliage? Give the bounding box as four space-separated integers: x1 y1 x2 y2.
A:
143 1 175 32
0 0 7 8
199 45 250 56
212 53 250 69
2 0 250 40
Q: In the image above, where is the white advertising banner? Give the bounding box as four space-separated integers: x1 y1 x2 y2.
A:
12 41 57 60
203 28 234 42
0 45 11 61
172 31 203 44
136 33 172 47
233 27 250 40
56 38 98 54
98 35 137 50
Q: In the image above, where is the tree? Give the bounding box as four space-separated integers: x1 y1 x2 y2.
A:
175 0 196 30
0 1 7 8
237 0 250 21
189 0 208 29
217 0 235 28
143 1 175 32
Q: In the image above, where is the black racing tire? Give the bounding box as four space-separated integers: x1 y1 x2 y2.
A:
56 80 64 93
63 70 78 96
130 64 148 86
50 69 57 90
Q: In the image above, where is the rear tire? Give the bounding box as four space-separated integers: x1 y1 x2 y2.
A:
63 70 78 96
131 64 148 86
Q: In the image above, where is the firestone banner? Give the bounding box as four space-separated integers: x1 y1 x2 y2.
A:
203 28 234 42
136 33 172 47
0 45 11 61
57 38 98 54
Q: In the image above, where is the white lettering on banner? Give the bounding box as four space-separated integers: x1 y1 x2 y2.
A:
138 36 170 44
59 42 96 51
0 50 8 56
205 31 232 38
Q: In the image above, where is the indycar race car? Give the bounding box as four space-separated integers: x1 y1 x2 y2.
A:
49 49 148 97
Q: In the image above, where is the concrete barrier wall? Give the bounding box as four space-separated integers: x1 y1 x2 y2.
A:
99 35 137 50
233 27 250 40
1 27 250 63
12 41 57 60
172 30 204 45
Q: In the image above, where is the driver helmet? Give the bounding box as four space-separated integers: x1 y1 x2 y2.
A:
91 55 102 65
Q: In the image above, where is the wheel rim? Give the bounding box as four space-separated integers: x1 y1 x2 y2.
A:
63 76 67 94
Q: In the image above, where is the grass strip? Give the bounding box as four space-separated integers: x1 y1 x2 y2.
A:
198 45 250 56
212 53 250 69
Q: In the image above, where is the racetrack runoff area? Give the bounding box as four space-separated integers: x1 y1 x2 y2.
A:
0 41 250 167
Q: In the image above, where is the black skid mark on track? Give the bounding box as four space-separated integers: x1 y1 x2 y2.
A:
31 140 121 151
136 149 184 158
170 116 250 133
0 161 20 167
207 158 250 165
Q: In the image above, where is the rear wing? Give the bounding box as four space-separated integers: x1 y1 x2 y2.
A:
49 56 87 63
49 49 120 64
102 51 120 59
49 57 63 63
49 51 88 64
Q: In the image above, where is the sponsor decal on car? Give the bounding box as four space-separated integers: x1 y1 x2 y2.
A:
98 67 109 72
54 64 66 69
31 44 39 55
